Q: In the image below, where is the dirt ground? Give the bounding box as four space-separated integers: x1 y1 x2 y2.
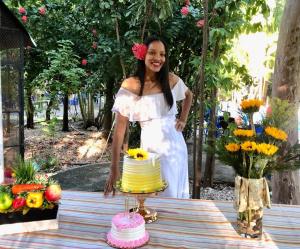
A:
24 121 112 172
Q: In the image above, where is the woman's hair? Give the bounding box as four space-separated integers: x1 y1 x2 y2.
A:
134 36 173 109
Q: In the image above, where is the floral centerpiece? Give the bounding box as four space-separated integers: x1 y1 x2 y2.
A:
0 158 61 234
216 98 300 238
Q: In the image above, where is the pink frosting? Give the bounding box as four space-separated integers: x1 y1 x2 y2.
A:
107 231 149 249
112 212 145 230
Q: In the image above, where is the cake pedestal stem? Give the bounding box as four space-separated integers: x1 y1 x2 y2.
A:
131 196 157 224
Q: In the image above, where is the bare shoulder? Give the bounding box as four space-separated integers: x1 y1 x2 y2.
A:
121 77 140 95
169 72 180 88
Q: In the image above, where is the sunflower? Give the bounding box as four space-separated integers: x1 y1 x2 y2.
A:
225 143 240 152
127 149 137 157
265 126 287 141
233 129 254 137
126 148 149 160
241 141 257 152
256 143 278 156
240 99 263 113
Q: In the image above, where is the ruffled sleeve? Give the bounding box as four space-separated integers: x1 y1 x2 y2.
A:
172 78 188 101
111 88 136 119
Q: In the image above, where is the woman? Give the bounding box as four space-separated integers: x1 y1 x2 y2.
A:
104 36 193 198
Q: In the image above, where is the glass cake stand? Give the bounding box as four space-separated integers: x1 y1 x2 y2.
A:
115 181 168 223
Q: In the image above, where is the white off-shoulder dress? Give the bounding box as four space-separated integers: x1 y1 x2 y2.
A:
112 78 190 198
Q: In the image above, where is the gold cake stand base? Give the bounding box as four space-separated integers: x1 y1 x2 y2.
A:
130 195 157 223
116 181 167 223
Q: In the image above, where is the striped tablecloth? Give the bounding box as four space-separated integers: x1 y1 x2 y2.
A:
0 191 299 249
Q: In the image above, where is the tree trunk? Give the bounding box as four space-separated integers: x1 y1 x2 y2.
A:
25 88 34 129
203 87 217 187
193 0 209 199
62 93 69 132
102 79 114 138
271 0 300 205
203 37 220 188
45 96 54 121
78 92 87 124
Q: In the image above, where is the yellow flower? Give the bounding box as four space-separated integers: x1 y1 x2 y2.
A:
127 149 137 157
126 148 149 160
256 143 278 156
265 126 287 141
241 141 257 151
225 143 240 152
240 99 263 112
233 129 254 137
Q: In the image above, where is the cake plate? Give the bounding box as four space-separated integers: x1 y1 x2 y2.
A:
115 181 167 224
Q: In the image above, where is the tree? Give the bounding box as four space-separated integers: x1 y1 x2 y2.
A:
34 40 85 131
271 0 300 205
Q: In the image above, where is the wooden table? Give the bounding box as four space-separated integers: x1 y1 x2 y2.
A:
0 191 299 248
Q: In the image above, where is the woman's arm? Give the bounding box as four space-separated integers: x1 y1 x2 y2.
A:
175 89 193 132
104 113 128 196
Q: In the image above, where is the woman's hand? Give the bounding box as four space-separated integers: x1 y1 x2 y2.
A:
175 119 186 132
104 169 120 197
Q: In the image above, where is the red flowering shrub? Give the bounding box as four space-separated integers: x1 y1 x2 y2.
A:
196 19 205 28
21 16 27 23
185 0 191 5
92 42 97 49
132 43 147 60
39 7 46 15
81 59 87 66
18 7 26 14
181 6 189 16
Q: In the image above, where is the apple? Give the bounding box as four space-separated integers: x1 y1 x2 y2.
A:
0 192 13 210
45 184 62 202
4 168 12 178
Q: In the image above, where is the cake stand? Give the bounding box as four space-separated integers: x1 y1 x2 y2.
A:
115 181 168 224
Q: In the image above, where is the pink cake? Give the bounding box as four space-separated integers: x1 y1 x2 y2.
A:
107 212 149 248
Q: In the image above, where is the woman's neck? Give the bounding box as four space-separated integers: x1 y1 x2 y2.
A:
145 68 157 82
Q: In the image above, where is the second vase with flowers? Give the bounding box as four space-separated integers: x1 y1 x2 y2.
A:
216 98 298 238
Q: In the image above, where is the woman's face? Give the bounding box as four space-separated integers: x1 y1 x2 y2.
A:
144 41 166 73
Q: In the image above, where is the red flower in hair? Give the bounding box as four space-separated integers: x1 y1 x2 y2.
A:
132 43 147 60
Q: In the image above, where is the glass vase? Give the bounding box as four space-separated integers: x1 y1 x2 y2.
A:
237 207 263 238
234 175 271 239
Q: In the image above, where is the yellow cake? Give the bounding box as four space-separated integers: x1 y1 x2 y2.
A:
121 153 164 193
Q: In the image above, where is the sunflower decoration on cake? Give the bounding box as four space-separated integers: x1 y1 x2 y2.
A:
126 148 149 160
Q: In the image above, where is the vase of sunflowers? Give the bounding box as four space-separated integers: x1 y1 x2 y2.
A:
217 98 300 238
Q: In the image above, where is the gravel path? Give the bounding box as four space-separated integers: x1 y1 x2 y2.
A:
200 183 235 201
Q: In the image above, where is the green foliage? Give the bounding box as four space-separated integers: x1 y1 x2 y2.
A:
34 40 85 97
13 156 37 184
34 155 59 172
262 98 296 130
41 117 58 138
